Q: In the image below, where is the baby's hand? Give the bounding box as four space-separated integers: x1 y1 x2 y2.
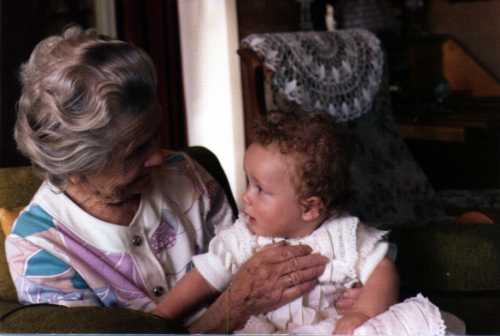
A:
335 283 363 315
333 312 370 335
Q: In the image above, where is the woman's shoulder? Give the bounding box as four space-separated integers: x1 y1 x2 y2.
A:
9 181 66 239
159 150 191 173
9 203 56 239
163 150 190 166
153 150 204 193
151 149 222 213
155 150 208 185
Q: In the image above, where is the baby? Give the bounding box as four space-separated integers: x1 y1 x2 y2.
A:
155 111 399 334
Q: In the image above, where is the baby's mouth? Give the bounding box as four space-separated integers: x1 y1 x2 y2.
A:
242 210 256 224
248 215 256 224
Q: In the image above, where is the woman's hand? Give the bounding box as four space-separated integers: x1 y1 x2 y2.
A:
189 241 328 332
230 242 328 316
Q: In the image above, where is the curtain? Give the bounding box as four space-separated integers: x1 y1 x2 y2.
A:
116 0 187 149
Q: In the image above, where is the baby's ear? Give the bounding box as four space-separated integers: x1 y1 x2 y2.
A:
301 196 324 222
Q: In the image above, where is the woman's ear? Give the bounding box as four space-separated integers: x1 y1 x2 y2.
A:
68 175 83 185
301 196 324 222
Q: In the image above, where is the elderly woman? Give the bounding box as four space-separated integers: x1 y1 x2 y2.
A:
5 27 338 332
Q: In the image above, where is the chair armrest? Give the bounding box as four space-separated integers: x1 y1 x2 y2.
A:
390 223 500 334
437 189 500 217
390 222 500 291
185 146 238 217
0 301 186 333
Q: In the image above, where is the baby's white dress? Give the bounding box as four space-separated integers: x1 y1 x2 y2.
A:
193 215 390 333
353 294 446 336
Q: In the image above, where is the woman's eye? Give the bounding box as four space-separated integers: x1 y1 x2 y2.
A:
136 139 157 156
128 137 158 161
127 148 146 163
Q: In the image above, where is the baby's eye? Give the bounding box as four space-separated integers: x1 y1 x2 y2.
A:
256 185 263 193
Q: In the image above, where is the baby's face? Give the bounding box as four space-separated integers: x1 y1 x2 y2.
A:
242 143 311 238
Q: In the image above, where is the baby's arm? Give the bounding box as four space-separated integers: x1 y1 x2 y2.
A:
334 257 399 334
153 268 219 320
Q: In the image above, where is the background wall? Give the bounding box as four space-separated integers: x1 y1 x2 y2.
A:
428 0 500 79
178 0 246 202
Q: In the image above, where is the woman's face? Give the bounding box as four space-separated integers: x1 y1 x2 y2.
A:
78 128 163 205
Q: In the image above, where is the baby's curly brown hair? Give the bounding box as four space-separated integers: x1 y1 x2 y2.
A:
252 111 351 216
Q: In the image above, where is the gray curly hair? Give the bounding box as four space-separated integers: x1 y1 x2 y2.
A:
15 26 158 189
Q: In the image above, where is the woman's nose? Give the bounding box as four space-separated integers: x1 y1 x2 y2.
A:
144 149 165 168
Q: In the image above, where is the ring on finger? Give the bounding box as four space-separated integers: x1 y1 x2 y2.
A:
288 273 297 287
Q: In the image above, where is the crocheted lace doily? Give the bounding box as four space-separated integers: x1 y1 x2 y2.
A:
241 29 384 122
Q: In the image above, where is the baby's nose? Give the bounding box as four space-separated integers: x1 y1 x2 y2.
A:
242 190 251 206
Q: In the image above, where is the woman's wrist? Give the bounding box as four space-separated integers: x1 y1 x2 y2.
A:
188 286 250 333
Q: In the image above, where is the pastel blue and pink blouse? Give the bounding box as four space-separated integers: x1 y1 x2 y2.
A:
5 152 234 312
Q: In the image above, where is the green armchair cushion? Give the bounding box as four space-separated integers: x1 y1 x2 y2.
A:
393 223 500 291
0 227 17 302
392 223 500 334
0 302 185 333
0 166 41 302
0 166 41 209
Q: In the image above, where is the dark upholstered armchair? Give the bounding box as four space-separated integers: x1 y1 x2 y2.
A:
0 146 236 333
238 29 500 334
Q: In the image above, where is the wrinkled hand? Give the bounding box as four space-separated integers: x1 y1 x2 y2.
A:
335 283 363 315
333 312 370 335
226 242 328 326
